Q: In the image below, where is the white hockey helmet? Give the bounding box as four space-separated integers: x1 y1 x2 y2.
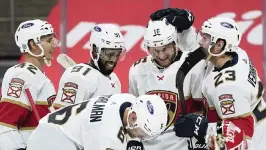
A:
127 94 168 141
89 24 126 70
144 18 178 55
14 19 56 66
201 17 242 56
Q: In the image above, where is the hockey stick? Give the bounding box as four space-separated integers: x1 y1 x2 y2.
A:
176 47 208 114
57 53 77 69
25 88 41 121
175 47 208 148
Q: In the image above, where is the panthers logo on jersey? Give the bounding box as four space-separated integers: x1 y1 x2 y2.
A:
146 90 178 129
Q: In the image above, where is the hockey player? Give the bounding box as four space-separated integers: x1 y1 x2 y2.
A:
129 8 207 150
0 19 58 150
53 24 126 108
27 94 168 150
174 17 266 150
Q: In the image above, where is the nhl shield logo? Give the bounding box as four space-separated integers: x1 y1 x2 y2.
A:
146 90 178 129
61 82 78 104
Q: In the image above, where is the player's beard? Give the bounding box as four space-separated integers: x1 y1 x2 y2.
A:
98 58 117 76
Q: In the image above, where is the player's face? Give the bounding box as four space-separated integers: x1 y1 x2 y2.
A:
148 42 176 68
127 112 150 140
40 34 58 61
199 33 211 50
98 48 122 75
199 32 225 56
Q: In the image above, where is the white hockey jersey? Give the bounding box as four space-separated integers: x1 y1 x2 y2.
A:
202 48 265 122
0 62 56 146
129 53 206 129
53 63 121 108
39 94 135 150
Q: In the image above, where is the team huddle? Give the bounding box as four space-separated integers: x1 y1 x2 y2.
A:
0 7 265 150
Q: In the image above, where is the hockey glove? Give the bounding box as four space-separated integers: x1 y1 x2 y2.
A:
150 8 194 32
174 114 208 140
127 140 145 150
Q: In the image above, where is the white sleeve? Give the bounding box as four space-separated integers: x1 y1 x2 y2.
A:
0 130 27 149
84 135 115 150
1 68 37 107
82 124 117 150
128 66 139 96
0 69 36 149
212 84 251 119
177 26 199 51
53 67 96 108
189 60 206 99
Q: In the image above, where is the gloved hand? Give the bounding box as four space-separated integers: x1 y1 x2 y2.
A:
127 140 145 150
173 114 208 140
150 8 194 32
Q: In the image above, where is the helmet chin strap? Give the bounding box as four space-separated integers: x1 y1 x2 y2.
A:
207 43 226 57
43 56 51 67
90 47 101 71
27 43 51 67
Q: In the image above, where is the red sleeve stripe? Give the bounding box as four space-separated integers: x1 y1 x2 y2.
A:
20 104 50 128
1 98 31 110
181 96 203 113
223 115 254 149
0 101 29 127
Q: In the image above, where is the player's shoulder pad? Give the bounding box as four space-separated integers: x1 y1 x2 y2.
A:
8 63 42 80
233 49 254 82
2 63 45 90
129 56 152 75
64 63 98 78
217 49 254 89
110 93 136 105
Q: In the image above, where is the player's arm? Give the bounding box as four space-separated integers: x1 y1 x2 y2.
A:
53 65 95 109
84 136 116 150
208 84 254 149
188 60 206 100
177 26 199 52
174 84 254 149
0 69 38 149
82 126 117 150
149 8 197 51
128 65 139 96
183 60 206 114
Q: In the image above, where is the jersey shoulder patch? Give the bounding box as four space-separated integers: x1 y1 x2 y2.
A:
3 63 40 99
